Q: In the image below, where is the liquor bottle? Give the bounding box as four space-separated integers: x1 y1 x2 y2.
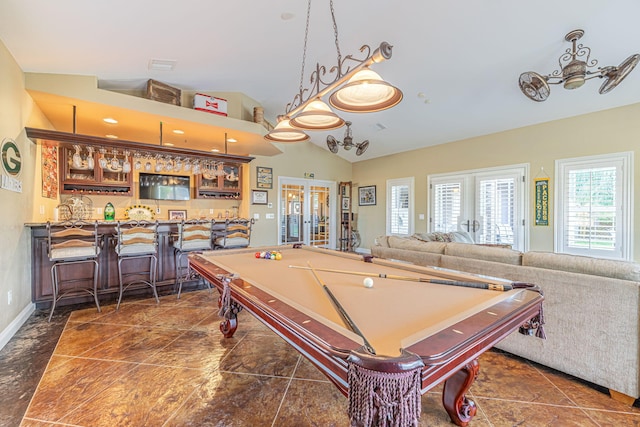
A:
104 202 115 221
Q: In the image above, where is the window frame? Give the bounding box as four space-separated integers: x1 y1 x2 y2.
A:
428 164 528 251
555 152 633 260
386 177 415 236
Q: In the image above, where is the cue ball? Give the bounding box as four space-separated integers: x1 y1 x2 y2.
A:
363 277 374 288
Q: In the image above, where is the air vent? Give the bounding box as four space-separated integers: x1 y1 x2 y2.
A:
148 59 177 71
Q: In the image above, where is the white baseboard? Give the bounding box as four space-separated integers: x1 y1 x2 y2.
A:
0 303 36 351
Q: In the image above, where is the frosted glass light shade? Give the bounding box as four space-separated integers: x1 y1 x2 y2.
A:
329 69 403 112
264 119 310 143
289 99 345 130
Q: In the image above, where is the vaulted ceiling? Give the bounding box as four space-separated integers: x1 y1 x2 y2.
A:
1 0 639 161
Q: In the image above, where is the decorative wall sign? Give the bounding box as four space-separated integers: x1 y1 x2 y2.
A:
534 178 549 226
1 138 23 193
358 185 376 206
256 166 273 189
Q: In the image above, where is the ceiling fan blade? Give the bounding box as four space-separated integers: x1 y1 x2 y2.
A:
599 54 640 94
326 136 339 153
518 71 550 102
356 140 369 156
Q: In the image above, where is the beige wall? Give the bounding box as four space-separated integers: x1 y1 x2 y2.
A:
352 102 640 261
249 141 353 246
0 39 48 338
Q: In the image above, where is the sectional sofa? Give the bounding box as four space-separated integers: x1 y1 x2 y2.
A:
371 233 640 402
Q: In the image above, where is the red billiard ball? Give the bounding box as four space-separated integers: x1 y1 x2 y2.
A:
255 252 261 258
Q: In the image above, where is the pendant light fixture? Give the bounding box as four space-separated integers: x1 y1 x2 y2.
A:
329 68 403 112
263 119 309 143
289 99 344 130
265 0 402 142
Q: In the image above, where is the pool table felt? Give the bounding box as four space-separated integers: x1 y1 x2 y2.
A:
198 246 524 357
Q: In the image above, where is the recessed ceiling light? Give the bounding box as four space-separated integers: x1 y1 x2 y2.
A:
103 117 118 124
148 59 177 71
211 148 220 152
173 129 184 135
227 138 237 143
105 134 118 139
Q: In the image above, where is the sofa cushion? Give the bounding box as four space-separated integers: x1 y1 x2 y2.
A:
523 251 640 282
444 242 523 265
413 231 474 243
374 235 390 247
387 236 447 254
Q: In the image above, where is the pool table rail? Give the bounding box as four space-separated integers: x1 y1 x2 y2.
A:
188 248 544 427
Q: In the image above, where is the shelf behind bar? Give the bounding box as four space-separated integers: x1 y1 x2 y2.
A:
25 127 255 164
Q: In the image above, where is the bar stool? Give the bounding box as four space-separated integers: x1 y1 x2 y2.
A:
114 220 159 309
46 220 101 322
173 218 214 298
213 218 254 249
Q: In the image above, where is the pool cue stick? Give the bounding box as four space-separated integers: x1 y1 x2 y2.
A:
289 264 512 292
306 262 376 355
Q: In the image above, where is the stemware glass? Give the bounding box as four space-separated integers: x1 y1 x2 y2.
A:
133 152 142 170
86 146 95 170
174 157 183 172
122 150 131 173
72 145 82 169
98 148 108 169
154 155 164 172
110 148 120 170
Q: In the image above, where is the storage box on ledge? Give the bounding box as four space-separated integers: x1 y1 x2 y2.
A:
193 93 228 116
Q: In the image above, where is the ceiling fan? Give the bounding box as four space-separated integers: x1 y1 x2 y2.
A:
326 121 369 156
518 29 639 102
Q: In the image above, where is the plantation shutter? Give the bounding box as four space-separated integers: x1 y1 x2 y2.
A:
432 182 461 232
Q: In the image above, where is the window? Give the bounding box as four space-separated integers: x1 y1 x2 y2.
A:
386 177 414 236
432 179 462 233
556 152 632 260
429 165 527 251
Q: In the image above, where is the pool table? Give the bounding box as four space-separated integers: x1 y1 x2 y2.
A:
188 245 544 426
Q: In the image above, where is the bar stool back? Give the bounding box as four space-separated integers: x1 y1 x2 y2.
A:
114 220 159 309
173 219 214 298
213 218 254 249
46 220 101 322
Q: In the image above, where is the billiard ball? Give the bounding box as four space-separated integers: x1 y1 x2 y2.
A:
255 252 261 258
363 277 374 288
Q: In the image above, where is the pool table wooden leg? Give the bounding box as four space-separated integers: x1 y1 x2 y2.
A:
442 359 479 427
217 295 242 338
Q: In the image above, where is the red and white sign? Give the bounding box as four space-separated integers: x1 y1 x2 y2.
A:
193 93 228 116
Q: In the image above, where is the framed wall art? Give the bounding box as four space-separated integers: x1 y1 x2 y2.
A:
168 210 187 220
252 189 268 205
358 185 376 206
256 166 273 189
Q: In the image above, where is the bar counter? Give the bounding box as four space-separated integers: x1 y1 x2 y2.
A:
26 220 226 308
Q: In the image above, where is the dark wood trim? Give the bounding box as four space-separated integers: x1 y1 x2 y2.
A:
25 127 254 163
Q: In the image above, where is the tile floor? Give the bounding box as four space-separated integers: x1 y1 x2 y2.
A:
2 289 640 426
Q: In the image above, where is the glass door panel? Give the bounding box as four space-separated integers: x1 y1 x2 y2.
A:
279 178 336 247
280 183 305 245
309 185 330 247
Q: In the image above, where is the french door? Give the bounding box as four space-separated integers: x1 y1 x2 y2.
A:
429 165 528 250
278 177 336 248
